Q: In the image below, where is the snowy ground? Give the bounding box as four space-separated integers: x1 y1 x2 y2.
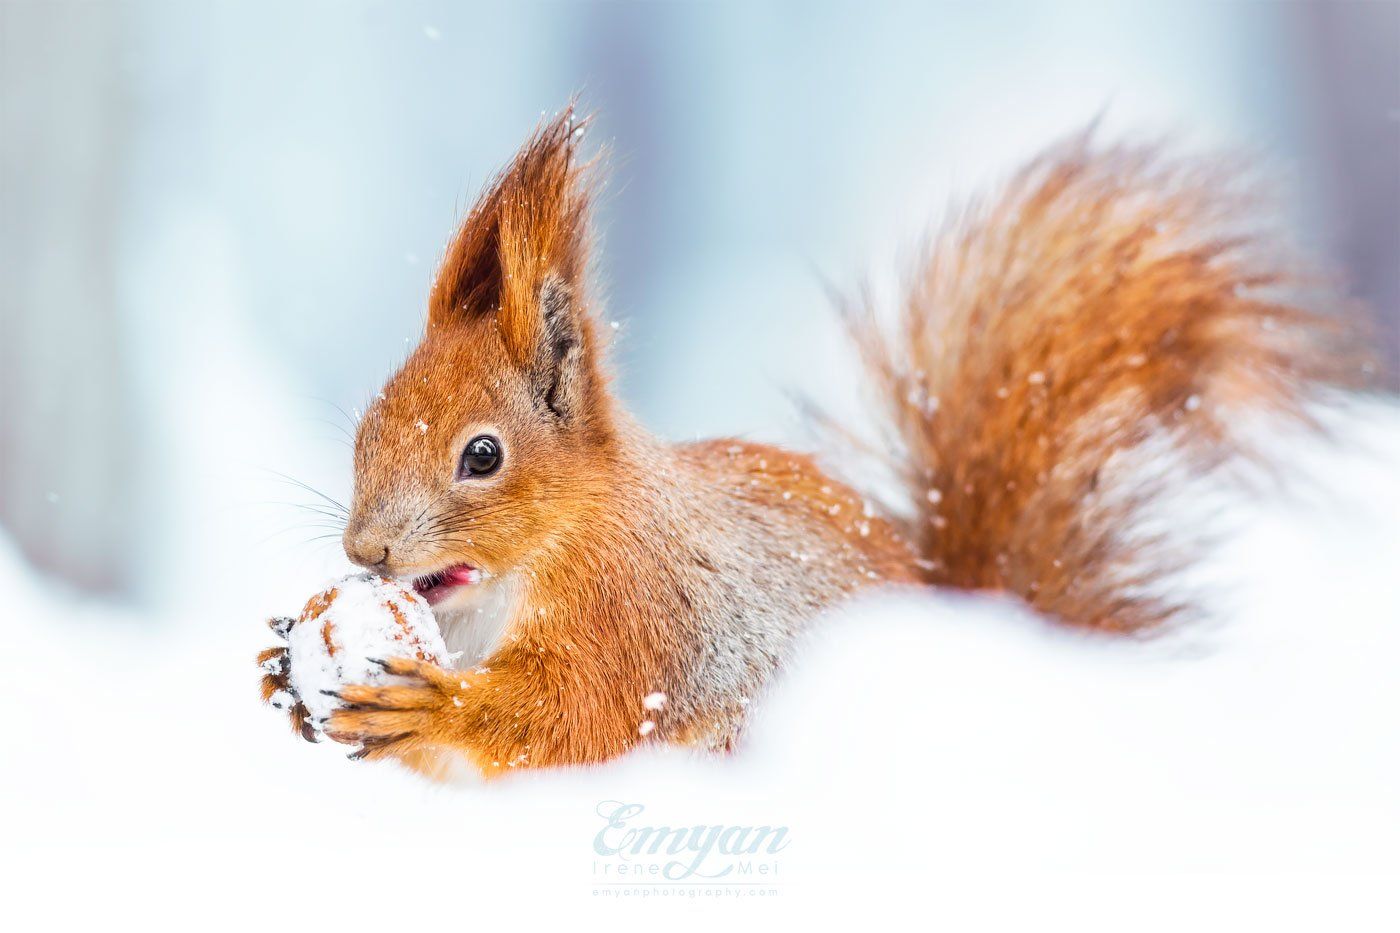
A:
2 401 1398 928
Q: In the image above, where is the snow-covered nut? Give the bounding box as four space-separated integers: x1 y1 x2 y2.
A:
285 573 448 730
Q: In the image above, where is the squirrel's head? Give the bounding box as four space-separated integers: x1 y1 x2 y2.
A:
343 108 617 606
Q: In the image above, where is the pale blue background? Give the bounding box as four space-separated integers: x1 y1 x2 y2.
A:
1 0 1395 606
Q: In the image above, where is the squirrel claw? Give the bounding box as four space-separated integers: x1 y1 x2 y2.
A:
345 733 411 762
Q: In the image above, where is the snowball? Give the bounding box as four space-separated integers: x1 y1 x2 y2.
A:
286 573 447 730
642 692 667 710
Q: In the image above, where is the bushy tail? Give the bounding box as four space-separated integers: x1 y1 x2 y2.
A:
848 134 1369 632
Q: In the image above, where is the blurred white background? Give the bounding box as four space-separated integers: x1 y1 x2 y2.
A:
1 1 1397 926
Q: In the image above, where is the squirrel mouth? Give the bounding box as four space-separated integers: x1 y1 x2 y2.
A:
412 563 481 605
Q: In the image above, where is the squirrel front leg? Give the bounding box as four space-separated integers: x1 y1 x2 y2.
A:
323 649 640 773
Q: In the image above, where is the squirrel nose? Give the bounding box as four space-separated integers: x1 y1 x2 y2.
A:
343 528 391 570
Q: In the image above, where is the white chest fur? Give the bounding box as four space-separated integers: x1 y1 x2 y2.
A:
432 573 518 668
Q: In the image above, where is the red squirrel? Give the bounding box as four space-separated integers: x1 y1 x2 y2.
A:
259 108 1360 777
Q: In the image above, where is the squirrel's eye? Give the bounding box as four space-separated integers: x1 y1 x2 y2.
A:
458 435 502 479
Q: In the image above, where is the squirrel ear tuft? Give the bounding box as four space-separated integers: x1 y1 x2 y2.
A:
428 104 595 368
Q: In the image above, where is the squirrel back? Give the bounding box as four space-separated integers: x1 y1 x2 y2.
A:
262 110 1365 773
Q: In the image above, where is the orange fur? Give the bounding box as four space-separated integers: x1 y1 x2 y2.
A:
259 109 1368 775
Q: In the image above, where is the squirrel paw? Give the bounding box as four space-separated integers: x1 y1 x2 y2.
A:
321 657 464 761
258 616 318 743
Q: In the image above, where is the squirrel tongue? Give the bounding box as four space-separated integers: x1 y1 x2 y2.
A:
441 565 481 587
412 563 481 604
